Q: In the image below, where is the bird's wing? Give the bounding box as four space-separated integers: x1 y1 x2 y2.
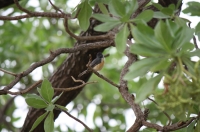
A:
89 58 101 68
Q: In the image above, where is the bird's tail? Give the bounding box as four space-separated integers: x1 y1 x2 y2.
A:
78 70 88 77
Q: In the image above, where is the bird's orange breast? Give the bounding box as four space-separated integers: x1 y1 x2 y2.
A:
93 59 104 71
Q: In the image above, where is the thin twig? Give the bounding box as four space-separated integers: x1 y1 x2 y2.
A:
58 108 93 132
14 0 32 14
54 76 97 92
64 18 114 41
48 0 65 14
2 40 113 91
48 0 114 41
0 0 72 21
147 97 172 126
89 67 120 88
54 81 96 92
13 0 71 18
6 80 43 95
0 68 17 77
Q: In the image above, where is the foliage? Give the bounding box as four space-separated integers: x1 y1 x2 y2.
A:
0 0 200 132
25 79 64 132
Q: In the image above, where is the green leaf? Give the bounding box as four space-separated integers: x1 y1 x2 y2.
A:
189 49 200 58
152 3 163 11
115 24 129 53
153 12 171 19
25 95 48 109
150 57 171 72
37 87 42 97
131 24 162 49
130 43 166 57
182 57 195 74
180 42 194 52
44 111 54 132
133 10 154 22
195 22 200 41
30 112 49 132
26 94 42 100
165 19 180 38
172 26 194 49
94 21 121 32
56 104 68 111
51 92 63 104
124 57 161 80
45 103 55 111
174 16 188 26
183 2 200 16
77 1 92 31
161 7 173 16
195 120 200 132
41 79 54 103
187 120 195 132
92 14 119 22
135 75 162 103
109 0 126 17
98 3 109 15
154 20 173 51
125 0 138 18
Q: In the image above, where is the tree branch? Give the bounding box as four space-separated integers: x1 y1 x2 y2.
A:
54 76 97 92
0 68 17 76
147 97 172 125
1 40 113 92
90 68 120 88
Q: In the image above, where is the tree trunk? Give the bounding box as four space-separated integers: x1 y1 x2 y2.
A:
21 6 110 132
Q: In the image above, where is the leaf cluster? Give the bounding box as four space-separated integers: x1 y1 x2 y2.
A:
25 79 65 132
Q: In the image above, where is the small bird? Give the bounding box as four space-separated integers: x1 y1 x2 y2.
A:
78 52 104 77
